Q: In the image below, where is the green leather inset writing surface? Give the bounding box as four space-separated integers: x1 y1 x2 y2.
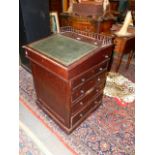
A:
29 34 97 66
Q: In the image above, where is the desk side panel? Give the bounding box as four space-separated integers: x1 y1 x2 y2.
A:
31 62 71 128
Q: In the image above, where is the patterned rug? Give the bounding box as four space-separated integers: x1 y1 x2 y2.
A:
19 127 45 155
19 66 135 155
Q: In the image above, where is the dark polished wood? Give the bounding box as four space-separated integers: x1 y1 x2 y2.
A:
23 30 113 133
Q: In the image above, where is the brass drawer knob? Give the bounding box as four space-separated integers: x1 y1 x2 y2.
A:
80 102 83 106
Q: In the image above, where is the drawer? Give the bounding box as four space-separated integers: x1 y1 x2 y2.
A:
71 71 106 102
72 69 94 89
25 50 48 67
71 60 108 89
68 45 113 79
71 87 103 115
96 71 107 86
94 62 108 75
71 94 103 126
71 77 96 102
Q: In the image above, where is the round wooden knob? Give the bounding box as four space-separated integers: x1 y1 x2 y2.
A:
97 78 101 81
81 78 85 82
25 51 28 56
96 89 99 92
80 113 83 117
105 55 109 58
80 90 84 94
80 102 83 105
99 67 103 71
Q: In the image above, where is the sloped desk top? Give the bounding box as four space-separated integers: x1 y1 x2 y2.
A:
28 34 97 66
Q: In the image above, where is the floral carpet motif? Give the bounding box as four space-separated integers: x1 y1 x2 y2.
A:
19 66 135 155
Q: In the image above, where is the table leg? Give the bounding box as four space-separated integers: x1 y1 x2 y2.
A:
115 53 124 72
126 50 134 69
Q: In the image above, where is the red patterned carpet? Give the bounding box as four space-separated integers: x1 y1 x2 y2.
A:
19 61 135 155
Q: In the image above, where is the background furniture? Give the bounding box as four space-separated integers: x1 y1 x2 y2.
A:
129 0 135 11
114 35 135 72
60 0 118 32
109 24 135 72
23 27 114 133
49 0 63 24
60 13 115 33
110 0 135 22
19 0 51 70
109 0 119 15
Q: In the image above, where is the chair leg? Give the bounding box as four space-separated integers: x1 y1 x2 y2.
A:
126 50 134 69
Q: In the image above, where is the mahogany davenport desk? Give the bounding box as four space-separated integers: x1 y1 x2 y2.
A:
23 27 114 133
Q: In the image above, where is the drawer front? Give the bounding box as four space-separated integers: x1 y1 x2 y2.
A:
71 77 96 102
71 60 108 89
71 94 103 126
71 71 106 102
96 71 107 86
68 45 113 79
71 86 103 115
